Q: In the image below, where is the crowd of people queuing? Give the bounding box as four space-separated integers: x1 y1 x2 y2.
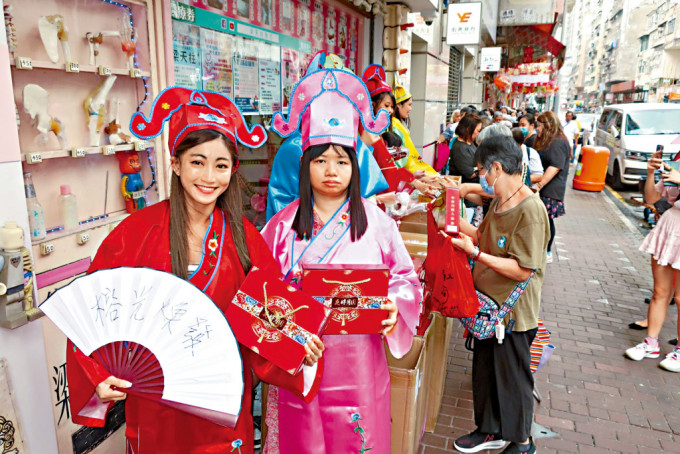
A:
60 50 680 454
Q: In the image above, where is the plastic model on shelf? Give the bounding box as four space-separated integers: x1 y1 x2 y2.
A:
22 83 68 149
117 150 146 213
84 75 117 146
38 15 72 64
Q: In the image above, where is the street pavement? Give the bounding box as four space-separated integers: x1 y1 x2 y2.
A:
418 173 680 453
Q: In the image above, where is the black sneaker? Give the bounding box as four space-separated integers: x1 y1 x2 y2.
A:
500 438 536 454
453 430 506 453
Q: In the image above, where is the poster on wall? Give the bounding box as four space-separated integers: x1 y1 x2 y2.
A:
281 48 300 110
200 28 234 96
173 21 202 90
258 43 281 114
233 37 260 114
172 0 361 110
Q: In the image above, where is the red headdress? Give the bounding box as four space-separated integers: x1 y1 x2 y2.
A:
129 86 266 156
362 64 392 97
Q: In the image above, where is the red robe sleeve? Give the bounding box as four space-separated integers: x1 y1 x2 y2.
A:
67 207 168 427
372 138 415 193
242 219 324 402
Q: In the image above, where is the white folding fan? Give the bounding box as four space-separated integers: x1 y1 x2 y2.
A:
40 267 244 428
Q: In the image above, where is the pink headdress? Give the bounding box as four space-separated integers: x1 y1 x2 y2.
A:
130 86 266 156
362 64 392 97
271 67 390 150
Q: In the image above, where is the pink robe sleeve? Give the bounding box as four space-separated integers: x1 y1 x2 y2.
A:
380 214 423 359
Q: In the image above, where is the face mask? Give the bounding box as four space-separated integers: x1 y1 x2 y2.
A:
521 127 529 136
480 172 497 195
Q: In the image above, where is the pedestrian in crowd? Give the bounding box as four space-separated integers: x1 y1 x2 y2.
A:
450 136 549 454
533 111 571 264
625 150 680 372
561 110 580 158
493 111 504 123
511 127 544 185
518 113 538 149
438 109 462 144
449 113 483 184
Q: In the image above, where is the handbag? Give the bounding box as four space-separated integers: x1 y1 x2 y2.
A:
460 271 534 341
530 318 554 374
433 141 452 172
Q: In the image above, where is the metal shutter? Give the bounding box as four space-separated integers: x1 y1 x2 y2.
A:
447 46 462 119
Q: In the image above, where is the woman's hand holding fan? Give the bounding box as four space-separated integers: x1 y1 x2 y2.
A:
40 267 245 428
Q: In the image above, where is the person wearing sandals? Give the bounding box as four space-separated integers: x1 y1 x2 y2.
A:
448 136 549 453
625 149 680 372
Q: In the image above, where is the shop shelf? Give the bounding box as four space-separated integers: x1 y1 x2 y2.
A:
21 142 153 163
31 211 128 246
11 58 151 78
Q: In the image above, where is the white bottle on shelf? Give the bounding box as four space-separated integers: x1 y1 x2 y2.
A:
23 172 46 240
59 185 78 232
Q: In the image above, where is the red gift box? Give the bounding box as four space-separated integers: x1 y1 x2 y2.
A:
301 264 390 335
445 187 460 235
226 267 331 375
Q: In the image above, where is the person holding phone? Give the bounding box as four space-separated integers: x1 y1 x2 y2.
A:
625 147 680 372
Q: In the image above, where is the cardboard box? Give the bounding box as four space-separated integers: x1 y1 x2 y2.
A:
226 267 331 375
301 264 389 335
387 337 428 454
400 231 427 260
400 210 427 224
399 221 427 235
423 313 454 432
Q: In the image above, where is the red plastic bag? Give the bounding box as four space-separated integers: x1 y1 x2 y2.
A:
421 209 479 320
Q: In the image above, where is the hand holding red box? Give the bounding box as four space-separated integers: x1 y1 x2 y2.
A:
226 267 331 375
445 187 460 235
301 264 390 335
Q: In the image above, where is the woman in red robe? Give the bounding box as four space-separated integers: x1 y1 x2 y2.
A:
66 87 324 454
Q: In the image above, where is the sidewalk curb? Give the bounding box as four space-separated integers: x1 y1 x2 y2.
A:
600 185 645 241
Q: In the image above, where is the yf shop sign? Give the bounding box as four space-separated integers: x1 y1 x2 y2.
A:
446 2 482 46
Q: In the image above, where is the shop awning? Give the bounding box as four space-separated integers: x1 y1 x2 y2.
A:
505 25 566 68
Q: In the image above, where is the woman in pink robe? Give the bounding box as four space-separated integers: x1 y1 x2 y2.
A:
260 56 422 454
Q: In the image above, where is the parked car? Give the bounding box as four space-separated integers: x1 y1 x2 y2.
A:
576 113 599 146
594 103 680 188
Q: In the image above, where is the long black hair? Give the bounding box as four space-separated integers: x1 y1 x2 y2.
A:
292 144 367 242
371 91 403 148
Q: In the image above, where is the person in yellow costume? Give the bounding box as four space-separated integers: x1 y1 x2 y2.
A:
392 82 438 177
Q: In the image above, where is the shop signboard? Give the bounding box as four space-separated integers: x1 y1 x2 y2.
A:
480 0 498 43
480 46 502 71
499 0 556 26
446 2 482 46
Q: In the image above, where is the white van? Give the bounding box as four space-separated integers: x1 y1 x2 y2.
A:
594 103 680 188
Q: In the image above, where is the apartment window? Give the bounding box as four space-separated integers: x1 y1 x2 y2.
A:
641 35 649 51
669 19 675 34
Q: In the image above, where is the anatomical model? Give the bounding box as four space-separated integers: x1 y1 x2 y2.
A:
22 84 68 149
83 75 117 146
104 98 134 145
85 30 121 67
38 15 72 64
